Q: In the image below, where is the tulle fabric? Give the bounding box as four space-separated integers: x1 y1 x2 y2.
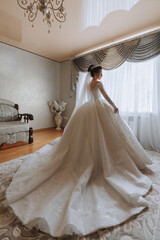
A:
70 72 94 116
5 73 152 237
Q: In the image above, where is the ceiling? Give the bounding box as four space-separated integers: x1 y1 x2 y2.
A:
0 0 160 62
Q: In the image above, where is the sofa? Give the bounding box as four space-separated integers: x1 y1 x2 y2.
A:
0 98 34 150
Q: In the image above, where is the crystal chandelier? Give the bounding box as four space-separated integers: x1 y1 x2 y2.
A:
17 0 66 32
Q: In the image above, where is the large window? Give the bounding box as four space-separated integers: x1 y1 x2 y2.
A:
100 55 160 150
102 57 157 113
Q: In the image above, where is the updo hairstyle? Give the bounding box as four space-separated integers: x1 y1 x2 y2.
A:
88 65 102 77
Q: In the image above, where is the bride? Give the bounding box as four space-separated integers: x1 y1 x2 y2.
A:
4 65 152 237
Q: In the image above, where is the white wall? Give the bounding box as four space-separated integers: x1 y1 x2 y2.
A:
0 42 60 130
60 60 76 127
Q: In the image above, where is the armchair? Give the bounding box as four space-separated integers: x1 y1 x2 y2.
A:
0 98 34 150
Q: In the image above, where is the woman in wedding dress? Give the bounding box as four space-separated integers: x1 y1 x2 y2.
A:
4 65 152 237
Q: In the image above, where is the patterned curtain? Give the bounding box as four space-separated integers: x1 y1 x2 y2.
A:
128 31 160 62
71 31 160 95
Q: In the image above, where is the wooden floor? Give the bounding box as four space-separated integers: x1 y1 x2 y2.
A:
0 128 63 164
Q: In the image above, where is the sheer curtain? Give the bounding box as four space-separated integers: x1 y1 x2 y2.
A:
101 55 160 151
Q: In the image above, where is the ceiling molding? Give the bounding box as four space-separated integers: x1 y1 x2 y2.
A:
72 25 160 60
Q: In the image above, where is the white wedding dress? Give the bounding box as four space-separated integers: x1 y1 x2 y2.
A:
5 73 152 237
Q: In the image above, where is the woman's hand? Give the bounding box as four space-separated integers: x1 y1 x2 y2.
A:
114 107 119 114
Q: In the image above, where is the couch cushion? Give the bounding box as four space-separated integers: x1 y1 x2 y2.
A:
0 105 18 122
0 121 29 135
0 98 16 107
0 131 29 145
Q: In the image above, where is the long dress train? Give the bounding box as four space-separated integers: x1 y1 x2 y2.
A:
4 78 152 237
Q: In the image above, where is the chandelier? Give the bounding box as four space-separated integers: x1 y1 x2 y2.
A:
17 0 66 32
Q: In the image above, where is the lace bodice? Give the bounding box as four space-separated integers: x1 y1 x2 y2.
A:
91 81 116 108
91 82 102 100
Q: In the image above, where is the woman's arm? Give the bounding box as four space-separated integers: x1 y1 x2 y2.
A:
98 82 119 113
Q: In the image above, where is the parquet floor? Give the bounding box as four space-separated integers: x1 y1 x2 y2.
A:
0 128 63 164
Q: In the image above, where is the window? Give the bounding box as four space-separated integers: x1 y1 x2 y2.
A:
102 57 156 113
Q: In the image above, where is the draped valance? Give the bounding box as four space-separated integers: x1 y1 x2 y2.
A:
128 31 160 62
71 30 160 95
